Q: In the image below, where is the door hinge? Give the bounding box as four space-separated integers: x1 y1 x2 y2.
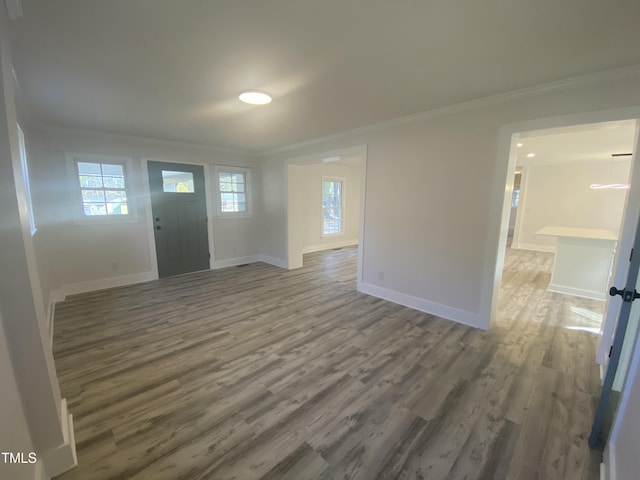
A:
609 346 613 358
208 252 211 259
630 248 634 262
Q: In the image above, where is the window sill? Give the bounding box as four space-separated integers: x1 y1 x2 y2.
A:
216 213 253 219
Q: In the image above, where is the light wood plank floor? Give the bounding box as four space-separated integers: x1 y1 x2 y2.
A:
53 247 603 479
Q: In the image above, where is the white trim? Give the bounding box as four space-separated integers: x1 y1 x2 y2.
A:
259 254 288 269
301 239 358 254
264 65 640 156
140 159 160 280
40 399 76 478
546 283 606 301
212 255 261 269
357 281 485 330
47 289 65 346
34 460 47 480
510 242 556 253
61 271 155 297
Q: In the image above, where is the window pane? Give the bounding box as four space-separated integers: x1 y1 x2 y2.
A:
80 175 103 188
103 176 125 188
77 162 102 175
220 181 233 192
107 203 128 215
105 190 127 202
322 180 343 234
82 189 105 203
83 203 107 216
162 170 194 193
219 172 232 183
237 203 247 212
101 163 124 176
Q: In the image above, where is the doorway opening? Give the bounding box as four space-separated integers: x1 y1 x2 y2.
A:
492 114 640 463
286 145 367 283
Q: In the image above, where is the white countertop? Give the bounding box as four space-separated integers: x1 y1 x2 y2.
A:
535 226 618 241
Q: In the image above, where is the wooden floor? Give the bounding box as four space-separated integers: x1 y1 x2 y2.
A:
53 247 603 480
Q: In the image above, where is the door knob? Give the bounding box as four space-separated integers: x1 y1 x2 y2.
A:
609 287 640 302
156 226 162 230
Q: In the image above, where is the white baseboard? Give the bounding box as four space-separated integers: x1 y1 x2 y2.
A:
357 281 486 330
40 399 77 478
547 282 606 301
259 255 288 269
301 239 358 254
61 271 156 297
511 242 556 253
212 255 261 269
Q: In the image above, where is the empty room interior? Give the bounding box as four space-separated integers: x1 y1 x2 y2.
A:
3 1 640 480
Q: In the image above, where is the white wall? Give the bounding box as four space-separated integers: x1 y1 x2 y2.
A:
290 163 361 254
260 157 288 266
0 310 38 480
262 69 640 329
513 160 631 251
1 7 75 477
28 126 262 308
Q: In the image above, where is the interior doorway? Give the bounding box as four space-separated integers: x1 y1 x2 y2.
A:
147 161 210 277
492 114 640 467
286 145 367 280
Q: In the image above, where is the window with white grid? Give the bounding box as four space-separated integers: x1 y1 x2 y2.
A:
322 177 344 235
214 166 251 217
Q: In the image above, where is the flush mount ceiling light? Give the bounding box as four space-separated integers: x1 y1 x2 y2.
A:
238 91 272 105
516 142 523 147
527 153 536 158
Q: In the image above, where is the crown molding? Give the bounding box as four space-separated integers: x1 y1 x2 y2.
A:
31 122 259 158
262 64 640 157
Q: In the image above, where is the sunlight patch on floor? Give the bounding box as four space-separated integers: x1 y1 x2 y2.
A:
566 306 603 334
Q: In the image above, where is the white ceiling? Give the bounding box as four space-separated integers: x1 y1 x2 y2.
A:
516 120 637 167
8 0 640 152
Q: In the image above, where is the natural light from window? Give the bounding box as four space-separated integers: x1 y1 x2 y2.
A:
322 178 343 235
76 161 129 216
219 171 247 213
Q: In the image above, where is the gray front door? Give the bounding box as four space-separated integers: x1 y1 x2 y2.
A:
147 161 209 278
